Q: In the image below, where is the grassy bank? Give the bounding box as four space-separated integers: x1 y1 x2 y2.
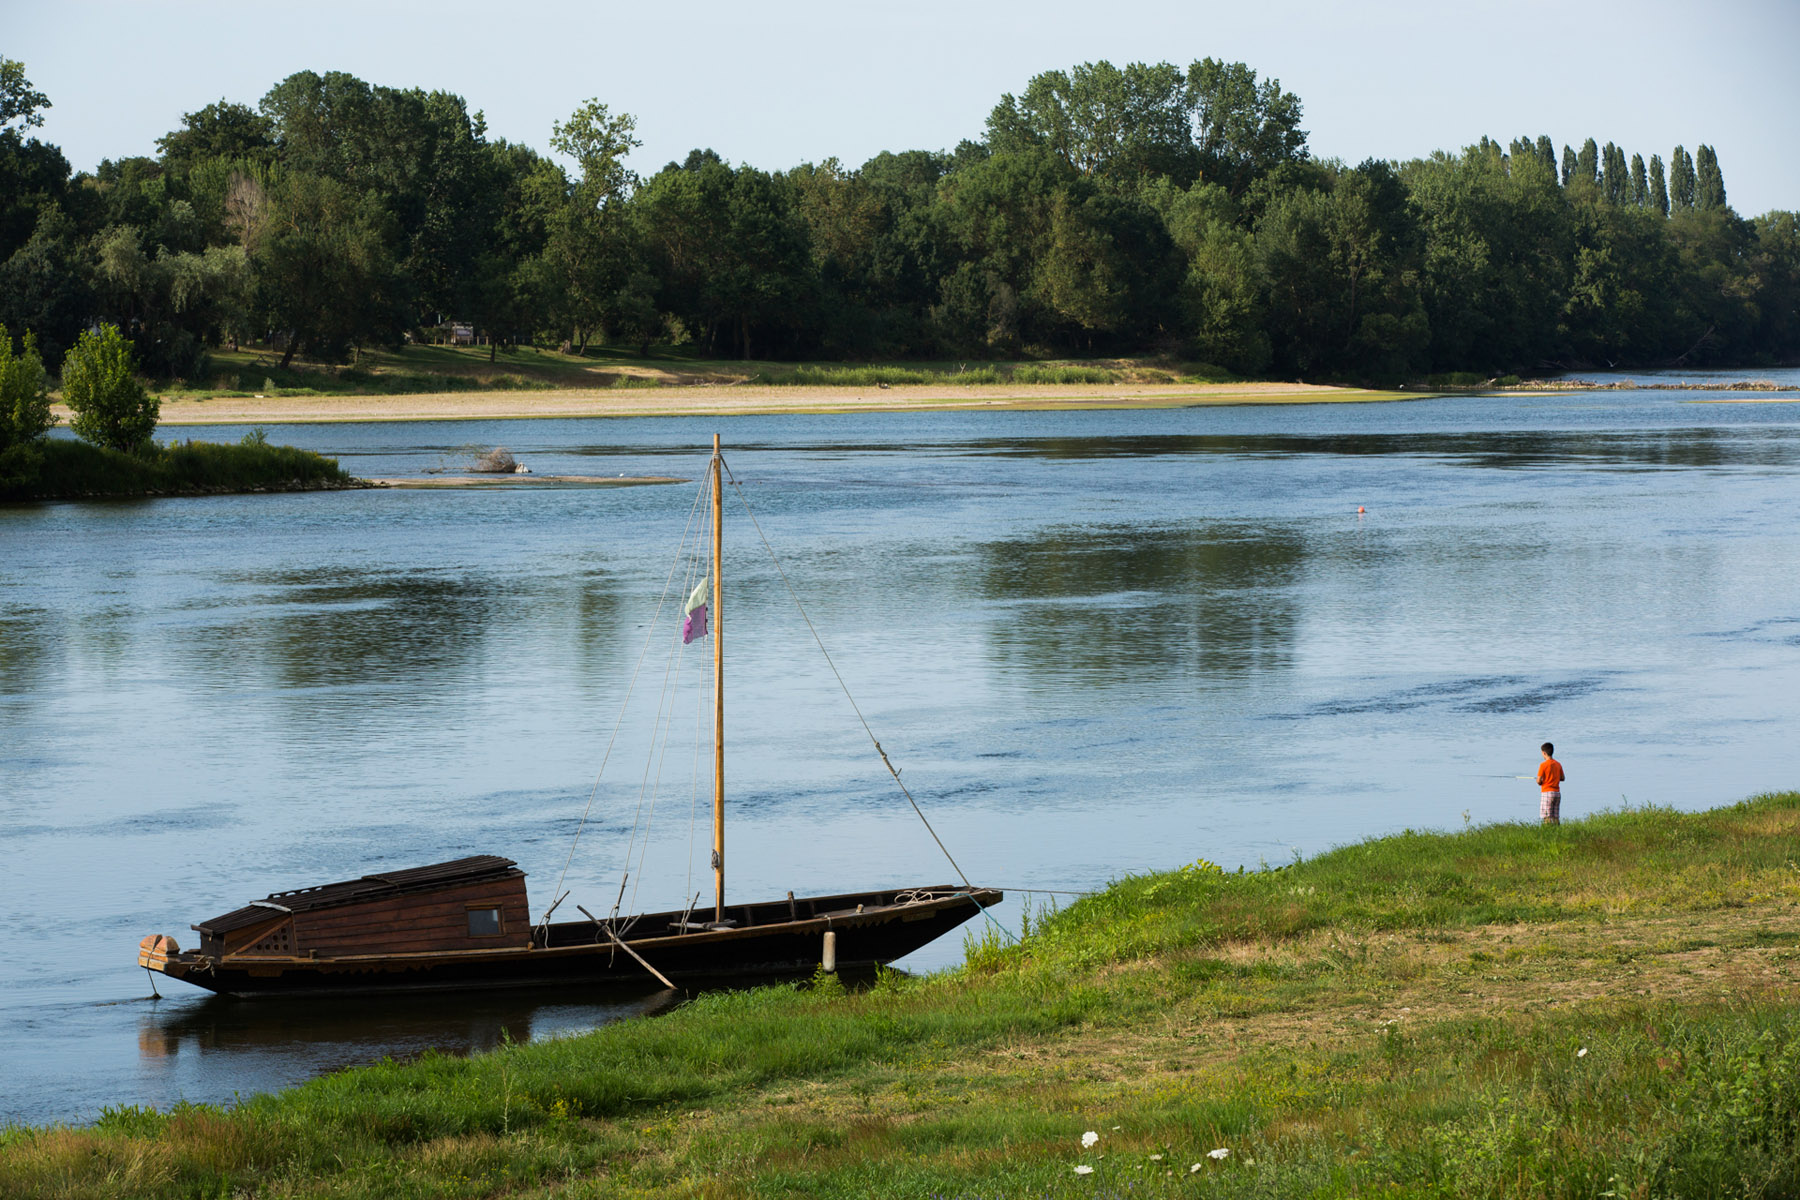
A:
1 434 357 501
5 795 1798 1198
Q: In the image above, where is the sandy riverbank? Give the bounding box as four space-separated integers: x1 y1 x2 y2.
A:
368 474 688 488
62 380 1415 427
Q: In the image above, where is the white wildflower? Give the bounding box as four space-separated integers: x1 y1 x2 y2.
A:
1081 1130 1099 1148
1189 1162 1203 1173
1150 1153 1164 1161
1209 1147 1230 1160
1073 1164 1094 1176
1578 1047 1589 1058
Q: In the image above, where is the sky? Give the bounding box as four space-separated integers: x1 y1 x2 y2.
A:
8 0 1800 215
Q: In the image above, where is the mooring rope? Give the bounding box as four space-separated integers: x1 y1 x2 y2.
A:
721 456 1016 943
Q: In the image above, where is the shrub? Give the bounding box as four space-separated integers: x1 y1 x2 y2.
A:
62 323 158 451
0 322 54 452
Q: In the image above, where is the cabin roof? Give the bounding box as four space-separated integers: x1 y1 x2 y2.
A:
195 855 523 935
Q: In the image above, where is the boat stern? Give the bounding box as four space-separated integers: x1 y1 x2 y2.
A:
137 933 209 989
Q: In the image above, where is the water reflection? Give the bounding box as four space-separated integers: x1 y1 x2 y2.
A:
978 524 1302 683
189 568 519 689
136 985 682 1077
0 604 54 698
697 428 1800 471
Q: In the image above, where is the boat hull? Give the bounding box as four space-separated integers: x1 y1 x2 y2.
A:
145 886 1001 997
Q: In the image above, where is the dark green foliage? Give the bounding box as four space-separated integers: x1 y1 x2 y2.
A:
1695 143 1727 210
0 321 53 489
153 99 274 171
1670 145 1697 211
1533 134 1556 174
0 128 72 262
1 433 352 500
61 323 158 451
0 321 52 448
0 56 50 133
1600 141 1628 205
1575 137 1599 189
985 58 1306 198
1186 57 1308 197
985 60 1195 186
0 54 1789 386
1750 211 1800 360
0 207 91 363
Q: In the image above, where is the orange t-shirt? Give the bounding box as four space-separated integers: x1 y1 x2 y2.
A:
1537 758 1565 793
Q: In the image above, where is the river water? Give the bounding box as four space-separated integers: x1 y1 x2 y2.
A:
5 373 1800 1125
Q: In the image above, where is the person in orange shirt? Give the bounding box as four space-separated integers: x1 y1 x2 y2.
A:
1536 742 1566 825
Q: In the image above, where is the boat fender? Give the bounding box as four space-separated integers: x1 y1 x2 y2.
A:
822 930 837 973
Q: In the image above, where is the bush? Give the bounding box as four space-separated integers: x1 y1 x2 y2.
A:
62 323 158 451
0 322 54 452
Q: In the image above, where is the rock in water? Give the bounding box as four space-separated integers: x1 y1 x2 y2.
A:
471 447 516 473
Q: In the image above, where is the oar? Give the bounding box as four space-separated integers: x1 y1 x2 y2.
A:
578 904 677 990
1460 774 1534 780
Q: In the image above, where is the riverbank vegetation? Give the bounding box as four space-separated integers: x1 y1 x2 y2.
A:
0 319 354 499
2 56 1796 396
1 432 355 500
4 793 1797 1197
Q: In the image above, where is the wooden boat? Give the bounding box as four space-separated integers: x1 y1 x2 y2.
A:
138 437 1000 997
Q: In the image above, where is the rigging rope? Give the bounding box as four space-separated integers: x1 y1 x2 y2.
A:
545 473 709 921
623 527 709 919
720 455 1016 942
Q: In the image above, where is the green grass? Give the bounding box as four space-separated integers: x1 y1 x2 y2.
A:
2 432 356 500
4 795 1798 1197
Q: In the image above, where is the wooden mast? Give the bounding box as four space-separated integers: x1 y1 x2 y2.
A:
711 434 725 924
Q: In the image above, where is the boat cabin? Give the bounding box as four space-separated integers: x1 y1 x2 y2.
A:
191 856 530 960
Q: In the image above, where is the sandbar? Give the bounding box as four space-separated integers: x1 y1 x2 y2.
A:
70 381 1420 427
370 474 687 488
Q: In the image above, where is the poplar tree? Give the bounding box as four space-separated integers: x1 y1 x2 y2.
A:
1694 144 1726 210
1561 145 1576 187
1535 135 1555 174
1670 146 1696 211
1649 154 1669 215
1576 139 1599 188
1600 142 1627 204
1630 153 1648 207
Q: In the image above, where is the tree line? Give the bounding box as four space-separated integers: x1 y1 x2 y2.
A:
2 54 1796 386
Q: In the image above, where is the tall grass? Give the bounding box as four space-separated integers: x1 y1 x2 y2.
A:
4 434 354 500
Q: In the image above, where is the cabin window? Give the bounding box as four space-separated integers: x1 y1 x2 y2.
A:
467 906 503 937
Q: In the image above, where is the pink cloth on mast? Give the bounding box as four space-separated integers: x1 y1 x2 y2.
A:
682 577 710 644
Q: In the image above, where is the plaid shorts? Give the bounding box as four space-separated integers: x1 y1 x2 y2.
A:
1540 791 1561 821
